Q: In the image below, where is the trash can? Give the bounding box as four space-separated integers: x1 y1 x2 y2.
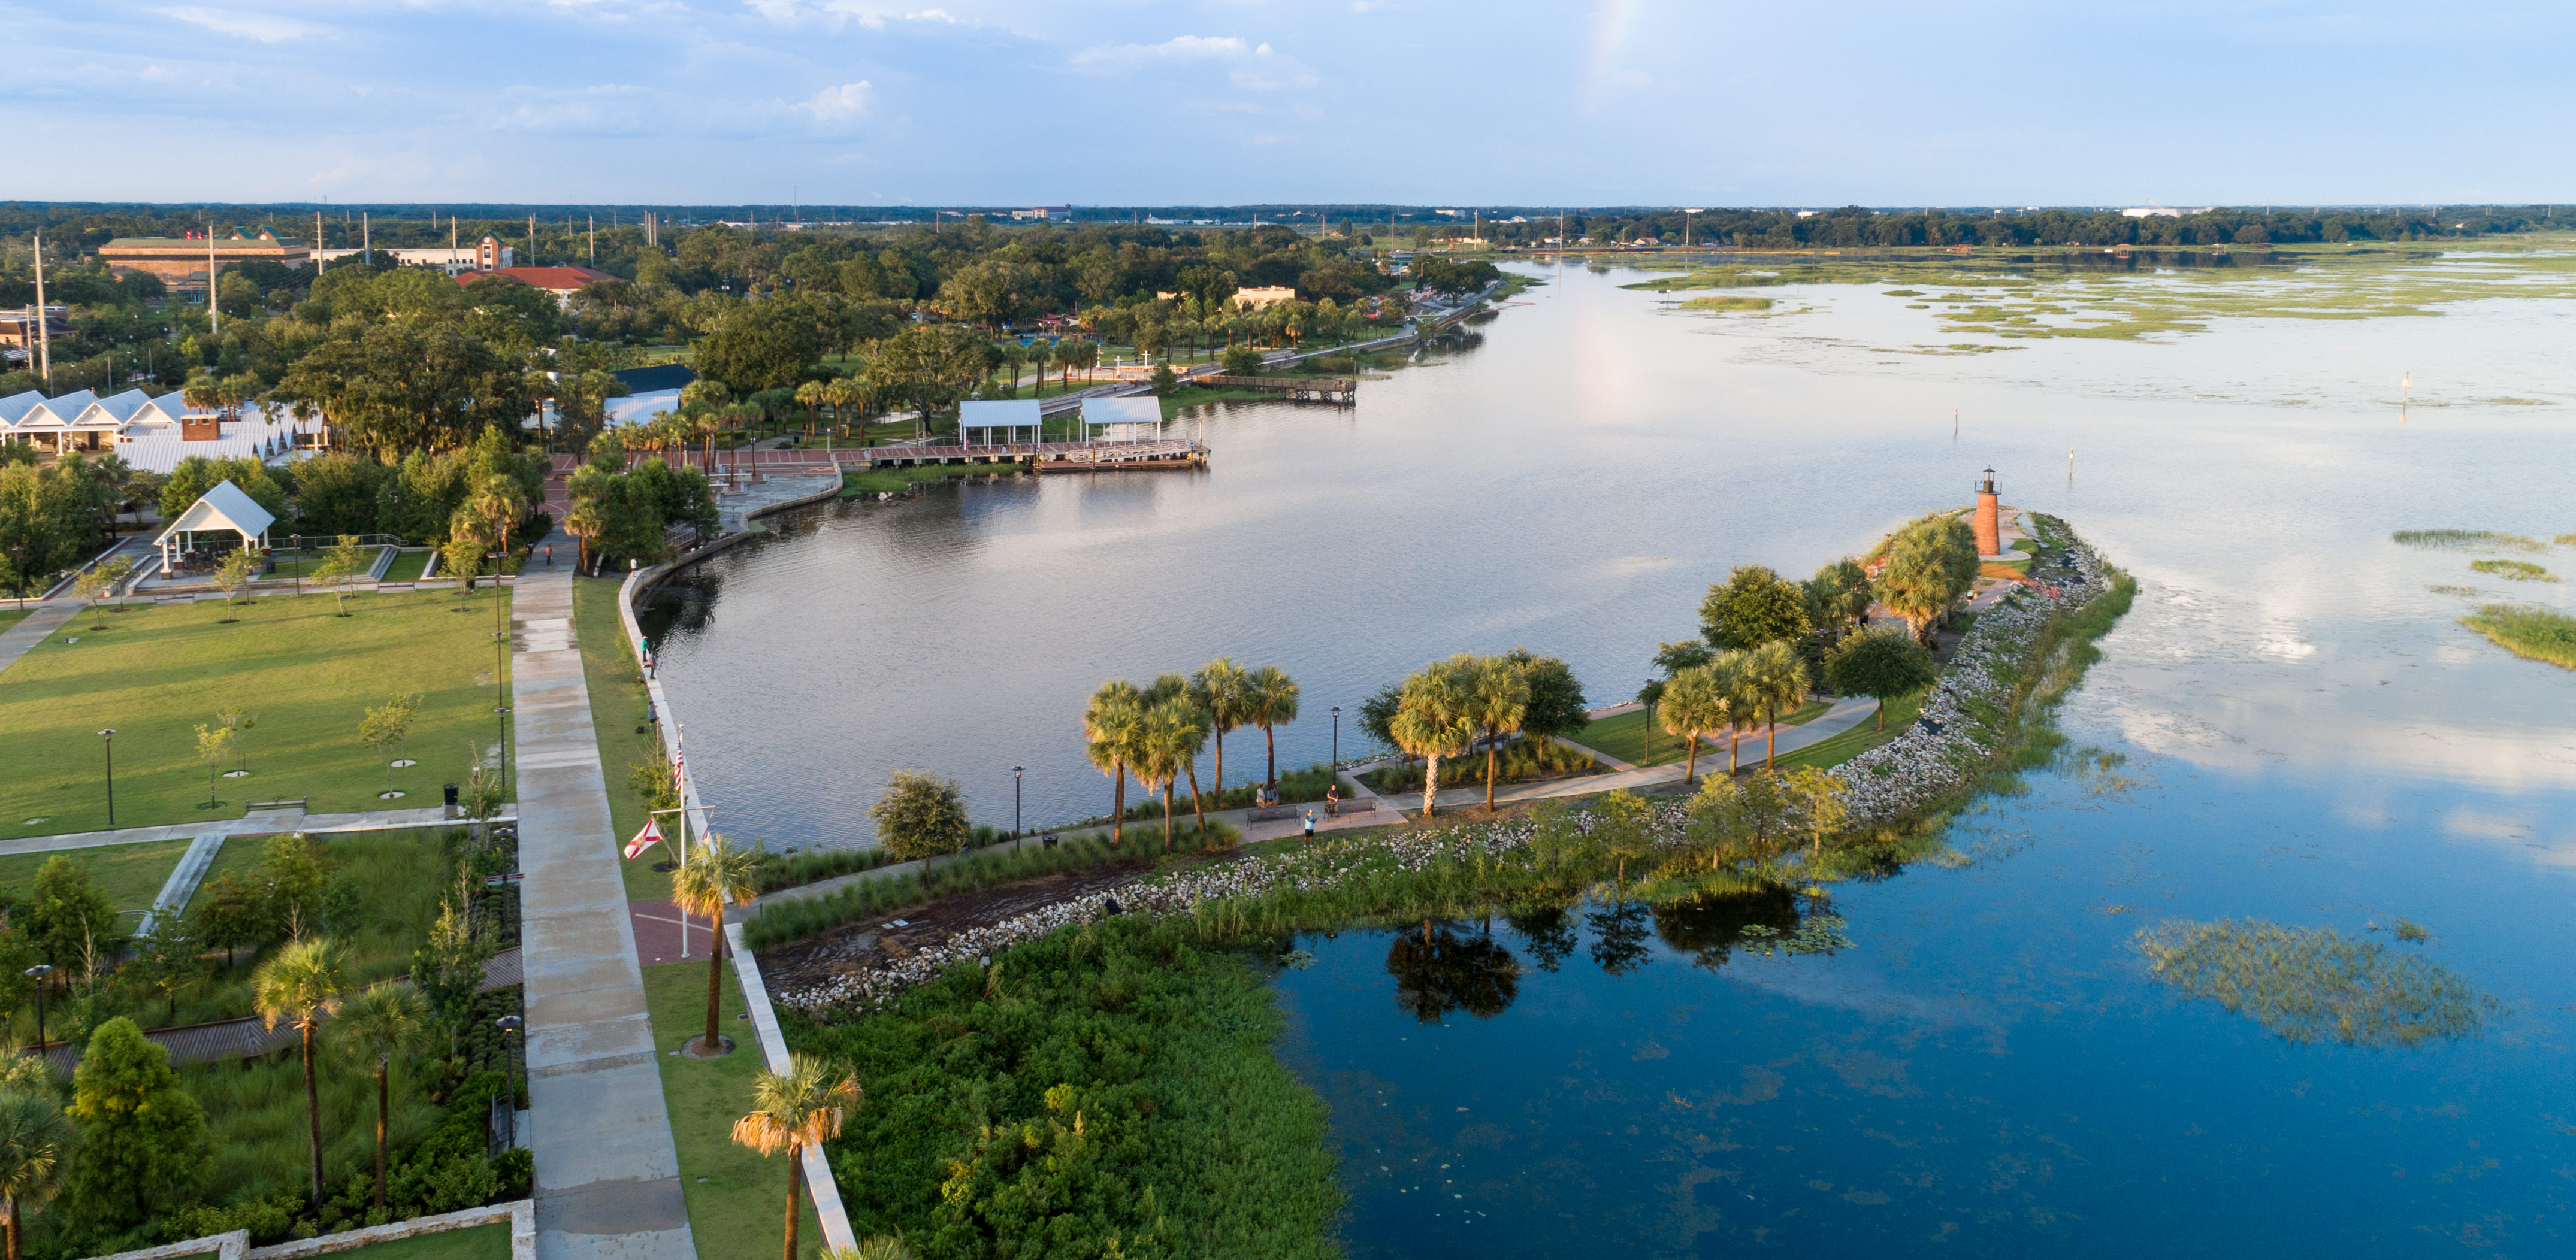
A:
444 783 460 819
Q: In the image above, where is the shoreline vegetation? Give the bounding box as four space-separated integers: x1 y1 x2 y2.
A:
772 514 2137 1258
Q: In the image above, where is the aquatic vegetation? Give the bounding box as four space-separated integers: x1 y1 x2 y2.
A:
2391 529 2545 551
1734 913 1854 958
2391 919 2429 944
791 918 1342 1260
1677 295 1774 312
2134 919 2501 1047
2470 559 2555 581
2459 604 2576 670
2426 584 2478 596
1617 245 2576 344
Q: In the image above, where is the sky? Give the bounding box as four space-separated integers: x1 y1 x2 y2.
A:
8 1 2576 207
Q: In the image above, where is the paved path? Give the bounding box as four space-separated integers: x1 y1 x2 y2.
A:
510 528 694 1260
40 947 525 1073
0 600 83 676
0 804 513 858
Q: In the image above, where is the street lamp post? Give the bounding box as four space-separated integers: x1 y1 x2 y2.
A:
25 965 53 1049
495 1014 524 1149
1012 766 1023 839
1331 707 1341 767
99 729 116 825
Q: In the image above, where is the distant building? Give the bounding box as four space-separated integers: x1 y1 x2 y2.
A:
455 266 621 308
0 307 71 356
315 234 512 276
98 228 310 291
1010 206 1072 223
2120 207 2210 218
1231 286 1298 311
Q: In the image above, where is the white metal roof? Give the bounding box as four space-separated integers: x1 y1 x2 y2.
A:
959 399 1041 429
154 478 276 544
1080 396 1163 428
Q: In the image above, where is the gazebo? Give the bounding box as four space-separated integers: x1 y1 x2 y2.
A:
1080 396 1165 443
153 479 274 576
957 399 1042 447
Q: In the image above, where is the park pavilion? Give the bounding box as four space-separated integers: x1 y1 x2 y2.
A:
152 478 273 577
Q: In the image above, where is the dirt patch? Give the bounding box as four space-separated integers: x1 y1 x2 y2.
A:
757 855 1186 994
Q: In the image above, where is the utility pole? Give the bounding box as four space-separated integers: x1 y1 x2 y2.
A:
528 214 536 266
362 211 371 266
207 226 219 334
588 215 595 266
31 231 50 389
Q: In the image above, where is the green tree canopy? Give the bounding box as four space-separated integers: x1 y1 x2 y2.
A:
65 1017 211 1235
870 770 970 861
1825 629 1939 732
1699 564 1813 651
696 299 826 393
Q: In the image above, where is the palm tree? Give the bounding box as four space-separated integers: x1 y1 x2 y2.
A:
1658 664 1729 788
1138 694 1210 850
1744 641 1809 770
823 1240 915 1260
1460 654 1529 810
467 474 528 573
253 938 348 1206
337 982 430 1209
670 835 763 1055
1241 665 1301 792
1708 652 1755 776
1389 661 1473 819
565 501 606 573
0 1089 69 1260
1083 680 1145 847
732 1055 862 1260
1188 658 1249 799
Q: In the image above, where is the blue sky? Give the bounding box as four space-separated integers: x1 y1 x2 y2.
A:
8 1 2574 206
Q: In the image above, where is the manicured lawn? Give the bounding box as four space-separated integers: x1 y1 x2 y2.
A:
570 576 678 902
337 1225 511 1260
1773 689 1928 774
0 589 513 840
0 836 192 912
640 960 826 1260
0 608 34 631
382 550 434 582
1570 698 1831 768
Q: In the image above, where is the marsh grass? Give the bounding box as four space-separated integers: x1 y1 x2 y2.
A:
2393 529 2546 551
1677 295 1774 312
172 831 451 1025
2459 604 2576 670
180 1049 442 1204
2469 559 2556 581
2134 918 2500 1047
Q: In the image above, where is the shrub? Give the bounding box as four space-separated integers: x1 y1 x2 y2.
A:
870 771 970 861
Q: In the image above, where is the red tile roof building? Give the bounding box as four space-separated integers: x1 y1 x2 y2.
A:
455 266 621 307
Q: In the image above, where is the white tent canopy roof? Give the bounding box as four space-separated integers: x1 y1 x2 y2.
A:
154 478 275 546
959 399 1041 429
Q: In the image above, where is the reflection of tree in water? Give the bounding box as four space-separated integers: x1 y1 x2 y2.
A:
2136 919 2504 1047
1651 886 1802 970
1385 923 1520 1023
1505 905 1579 973
1586 899 1654 976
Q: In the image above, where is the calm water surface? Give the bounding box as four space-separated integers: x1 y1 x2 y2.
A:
651 257 2576 1253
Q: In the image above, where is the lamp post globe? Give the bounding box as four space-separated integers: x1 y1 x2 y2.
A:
25 964 53 1048
1331 707 1341 767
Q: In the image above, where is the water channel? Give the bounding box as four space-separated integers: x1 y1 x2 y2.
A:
650 253 2576 1253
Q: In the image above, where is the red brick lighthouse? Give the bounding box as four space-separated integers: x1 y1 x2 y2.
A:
1974 467 2001 556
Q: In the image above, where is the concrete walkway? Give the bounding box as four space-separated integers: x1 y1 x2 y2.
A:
0 803 515 858
510 528 693 1260
0 600 83 676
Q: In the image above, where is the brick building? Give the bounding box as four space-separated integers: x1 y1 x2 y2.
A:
98 228 310 291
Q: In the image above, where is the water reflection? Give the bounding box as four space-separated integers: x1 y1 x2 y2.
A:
1384 923 1519 1023
1650 886 1802 970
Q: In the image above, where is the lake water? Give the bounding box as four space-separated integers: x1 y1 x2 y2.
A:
652 251 2576 1252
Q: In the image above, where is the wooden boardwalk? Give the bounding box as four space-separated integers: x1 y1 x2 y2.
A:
1199 374 1356 402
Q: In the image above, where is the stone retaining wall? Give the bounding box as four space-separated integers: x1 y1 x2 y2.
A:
89 1200 534 1260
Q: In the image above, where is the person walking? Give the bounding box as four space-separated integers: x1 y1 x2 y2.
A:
1303 808 1317 839
545 544 553 567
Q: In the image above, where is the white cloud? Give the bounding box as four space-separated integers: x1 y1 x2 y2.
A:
155 7 327 42
1069 34 1250 75
799 81 873 124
